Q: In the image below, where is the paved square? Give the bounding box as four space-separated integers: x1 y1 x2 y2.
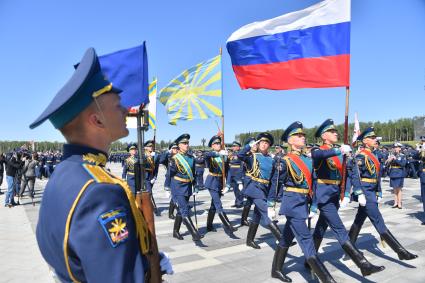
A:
1 163 424 283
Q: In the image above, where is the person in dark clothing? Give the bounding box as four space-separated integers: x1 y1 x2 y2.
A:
20 152 38 199
0 153 6 194
4 153 23 207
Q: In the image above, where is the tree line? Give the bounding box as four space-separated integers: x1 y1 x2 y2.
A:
1 117 421 153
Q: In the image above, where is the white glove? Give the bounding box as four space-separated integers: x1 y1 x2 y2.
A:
165 191 171 199
150 152 156 157
340 197 350 208
222 186 229 194
308 211 316 219
358 194 367 206
219 150 228 156
377 196 383 203
268 207 277 220
238 183 243 191
249 140 260 148
340 144 352 155
150 178 156 184
159 252 174 275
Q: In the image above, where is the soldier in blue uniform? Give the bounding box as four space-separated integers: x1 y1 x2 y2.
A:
310 119 384 277
170 134 203 241
387 142 407 208
142 140 159 194
271 122 335 283
194 150 206 190
226 141 244 208
45 152 55 178
239 137 256 227
122 143 138 194
204 135 237 235
267 145 285 222
238 132 282 249
348 127 418 261
31 48 172 282
159 142 178 219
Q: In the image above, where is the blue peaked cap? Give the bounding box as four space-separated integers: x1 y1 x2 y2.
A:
208 135 222 147
357 127 376 141
29 48 121 129
315 119 337 138
175 134 190 144
281 121 304 142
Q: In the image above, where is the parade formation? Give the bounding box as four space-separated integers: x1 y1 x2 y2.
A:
1 0 425 282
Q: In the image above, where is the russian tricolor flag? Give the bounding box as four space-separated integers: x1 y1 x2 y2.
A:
226 0 350 90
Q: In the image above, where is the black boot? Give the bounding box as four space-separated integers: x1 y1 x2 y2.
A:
305 237 323 269
168 201 175 220
207 209 216 232
219 212 237 233
246 222 261 249
306 256 337 283
183 216 203 241
349 223 361 244
241 205 250 226
154 207 161 217
342 241 385 276
380 230 418 260
268 222 282 241
271 246 292 282
173 215 183 240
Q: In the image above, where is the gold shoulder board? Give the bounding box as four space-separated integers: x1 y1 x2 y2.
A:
83 164 115 184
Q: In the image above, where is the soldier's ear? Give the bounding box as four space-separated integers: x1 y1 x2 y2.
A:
88 113 105 129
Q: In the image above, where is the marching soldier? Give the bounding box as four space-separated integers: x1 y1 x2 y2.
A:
170 134 203 242
32 48 172 282
271 122 335 283
226 141 244 208
238 133 282 249
142 140 159 194
204 135 237 235
348 127 418 261
240 137 256 227
387 142 407 208
310 119 384 277
194 150 206 190
159 142 178 219
267 145 285 222
122 143 138 194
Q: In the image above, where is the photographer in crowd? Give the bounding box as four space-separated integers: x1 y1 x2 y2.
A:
4 151 24 207
19 152 38 199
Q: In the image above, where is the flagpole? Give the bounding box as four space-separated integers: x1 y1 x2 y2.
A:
340 86 350 200
153 77 157 151
219 47 226 190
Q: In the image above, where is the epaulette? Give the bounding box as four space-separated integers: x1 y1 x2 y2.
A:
310 146 320 152
82 163 116 184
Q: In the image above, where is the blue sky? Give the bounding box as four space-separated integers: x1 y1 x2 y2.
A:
1 0 424 145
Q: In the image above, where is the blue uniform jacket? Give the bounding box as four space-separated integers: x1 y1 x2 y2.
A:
237 145 275 199
349 148 382 204
278 152 312 219
387 153 407 178
169 152 196 196
204 151 227 191
36 144 148 283
226 150 244 183
311 146 343 205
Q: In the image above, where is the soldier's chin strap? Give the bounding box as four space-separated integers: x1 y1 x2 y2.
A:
93 97 113 143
